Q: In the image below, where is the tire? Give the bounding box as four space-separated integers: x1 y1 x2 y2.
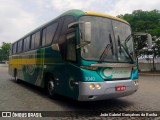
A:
46 75 57 99
14 70 21 83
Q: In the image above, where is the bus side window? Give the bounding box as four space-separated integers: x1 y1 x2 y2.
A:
66 31 76 61
23 36 31 51
13 42 17 54
26 36 31 50
31 34 35 49
42 28 46 46
42 22 58 46
10 45 12 55
35 31 40 48
58 16 76 60
31 31 40 49
23 38 26 51
53 18 64 43
17 40 23 53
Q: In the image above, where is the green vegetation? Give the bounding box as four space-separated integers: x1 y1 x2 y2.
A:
0 42 11 62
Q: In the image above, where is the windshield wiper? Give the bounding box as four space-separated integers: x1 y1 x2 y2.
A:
118 35 122 54
99 34 113 63
118 35 133 63
124 34 133 45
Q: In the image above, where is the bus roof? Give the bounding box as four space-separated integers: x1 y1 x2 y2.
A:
84 11 129 24
60 9 129 24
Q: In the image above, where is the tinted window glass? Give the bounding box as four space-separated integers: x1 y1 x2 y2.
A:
42 22 58 46
31 31 40 49
79 16 115 62
17 40 23 52
13 43 17 54
31 34 35 49
23 38 27 51
42 28 46 46
35 31 40 48
58 16 75 59
24 36 30 51
66 32 76 61
61 16 75 35
53 18 64 43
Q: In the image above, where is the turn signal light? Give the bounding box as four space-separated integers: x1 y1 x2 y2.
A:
95 83 101 89
89 83 102 90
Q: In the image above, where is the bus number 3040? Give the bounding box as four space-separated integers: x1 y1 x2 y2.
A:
85 77 95 81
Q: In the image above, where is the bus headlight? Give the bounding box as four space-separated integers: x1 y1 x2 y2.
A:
89 84 95 90
96 83 101 89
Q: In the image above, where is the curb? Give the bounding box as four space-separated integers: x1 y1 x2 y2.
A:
139 73 160 76
0 64 8 67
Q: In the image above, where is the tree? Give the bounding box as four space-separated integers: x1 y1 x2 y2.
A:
0 42 11 62
118 9 160 70
0 48 2 62
118 10 160 36
152 37 160 70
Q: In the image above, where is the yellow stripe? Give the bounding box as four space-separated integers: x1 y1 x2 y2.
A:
85 11 129 24
9 58 60 65
10 59 39 64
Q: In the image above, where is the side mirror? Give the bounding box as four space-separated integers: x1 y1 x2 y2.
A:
147 34 152 49
68 21 84 28
83 22 91 43
133 32 153 49
68 21 91 43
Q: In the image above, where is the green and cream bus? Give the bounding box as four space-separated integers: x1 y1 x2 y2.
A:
9 10 150 101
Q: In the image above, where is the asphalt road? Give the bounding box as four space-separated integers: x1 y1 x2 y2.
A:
0 66 160 120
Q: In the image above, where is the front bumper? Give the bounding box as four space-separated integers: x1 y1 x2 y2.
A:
78 80 138 101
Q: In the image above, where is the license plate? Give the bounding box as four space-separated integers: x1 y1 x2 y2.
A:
116 86 126 91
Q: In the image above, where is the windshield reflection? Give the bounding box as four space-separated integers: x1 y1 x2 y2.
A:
79 16 134 63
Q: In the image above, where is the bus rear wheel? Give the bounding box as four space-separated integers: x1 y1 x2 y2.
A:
46 75 57 99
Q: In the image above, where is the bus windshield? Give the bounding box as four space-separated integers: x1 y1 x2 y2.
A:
79 16 135 63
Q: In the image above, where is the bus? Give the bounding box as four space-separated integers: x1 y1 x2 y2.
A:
9 9 152 101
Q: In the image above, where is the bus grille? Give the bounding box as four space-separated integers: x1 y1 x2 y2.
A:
104 77 130 81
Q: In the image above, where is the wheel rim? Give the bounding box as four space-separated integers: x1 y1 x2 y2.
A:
48 80 54 95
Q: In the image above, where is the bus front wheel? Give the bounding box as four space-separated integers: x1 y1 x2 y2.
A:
46 75 57 99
